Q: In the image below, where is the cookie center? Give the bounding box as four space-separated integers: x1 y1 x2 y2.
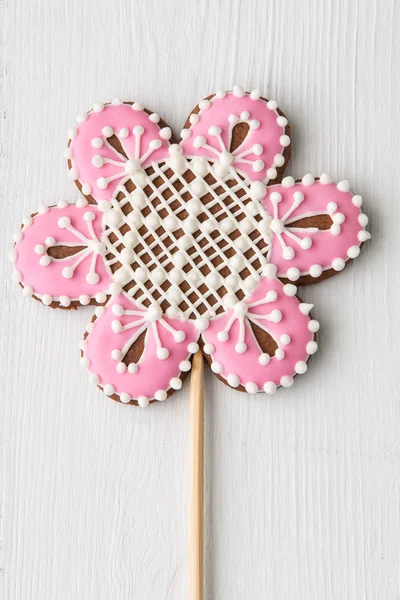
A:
101 157 273 320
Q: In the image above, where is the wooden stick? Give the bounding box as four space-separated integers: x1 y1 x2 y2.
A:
189 349 205 600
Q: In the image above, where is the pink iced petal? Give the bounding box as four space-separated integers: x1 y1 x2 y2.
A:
180 88 288 183
202 271 317 393
12 203 111 306
83 294 200 405
68 103 171 201
263 178 369 280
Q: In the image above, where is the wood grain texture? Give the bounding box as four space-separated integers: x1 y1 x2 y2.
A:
1 0 399 598
189 351 204 600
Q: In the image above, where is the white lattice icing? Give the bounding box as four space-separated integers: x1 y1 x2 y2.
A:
100 145 273 323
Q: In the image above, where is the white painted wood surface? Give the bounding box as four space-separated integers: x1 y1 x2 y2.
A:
1 0 399 598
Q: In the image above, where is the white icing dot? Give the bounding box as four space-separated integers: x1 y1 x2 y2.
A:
211 361 223 374
308 320 320 332
119 128 129 138
38 204 50 214
249 181 266 200
138 396 149 407
309 264 323 278
264 381 277 394
280 376 294 388
179 360 192 372
283 246 295 260
12 270 22 283
232 85 245 97
282 176 295 188
337 180 350 192
280 334 291 345
101 126 114 138
306 341 318 354
79 295 90 306
117 363 127 375
42 294 53 306
22 285 33 297
320 173 332 184
275 348 285 360
80 356 90 368
62 266 73 279
159 127 172 140
215 90 227 99
155 390 167 401
280 135 290 147
250 119 260 130
187 342 199 354
250 89 261 100
333 212 345 225
64 147 73 159
259 353 271 366
330 223 341 236
199 99 211 110
274 153 285 167
93 103 105 113
57 200 68 209
217 331 229 342
189 114 200 126
245 382 258 394
120 393 131 404
358 214 368 227
35 244 45 254
180 129 191 140
277 116 288 127
195 317 209 332
352 195 363 207
89 373 100 384
252 159 265 172
227 373 240 387
132 102 144 112
60 296 71 307
157 347 169 360
39 255 51 267
262 264 277 280
267 168 277 180
347 245 360 258
58 216 71 229
267 100 278 110
68 127 77 140
235 342 247 354
332 257 345 271
149 113 160 123
203 343 215 355
170 377 182 390
302 173 314 186
327 201 337 214
294 361 308 374
91 137 103 149
287 267 300 281
299 303 314 315
358 230 371 242
111 349 122 360
128 363 138 374
104 384 115 396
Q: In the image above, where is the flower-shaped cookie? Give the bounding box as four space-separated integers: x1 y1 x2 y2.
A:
10 86 370 406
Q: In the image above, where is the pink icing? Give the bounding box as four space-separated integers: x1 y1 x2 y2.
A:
180 92 285 182
70 104 170 201
14 204 111 299
84 294 199 399
264 182 364 276
203 276 313 388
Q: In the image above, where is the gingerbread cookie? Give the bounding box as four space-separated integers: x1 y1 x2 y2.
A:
10 86 370 405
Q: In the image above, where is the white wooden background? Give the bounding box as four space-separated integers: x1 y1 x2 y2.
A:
1 0 399 598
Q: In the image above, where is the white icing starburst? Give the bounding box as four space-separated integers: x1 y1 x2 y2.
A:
110 301 186 372
35 210 107 285
192 112 264 177
269 191 315 260
91 124 170 189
